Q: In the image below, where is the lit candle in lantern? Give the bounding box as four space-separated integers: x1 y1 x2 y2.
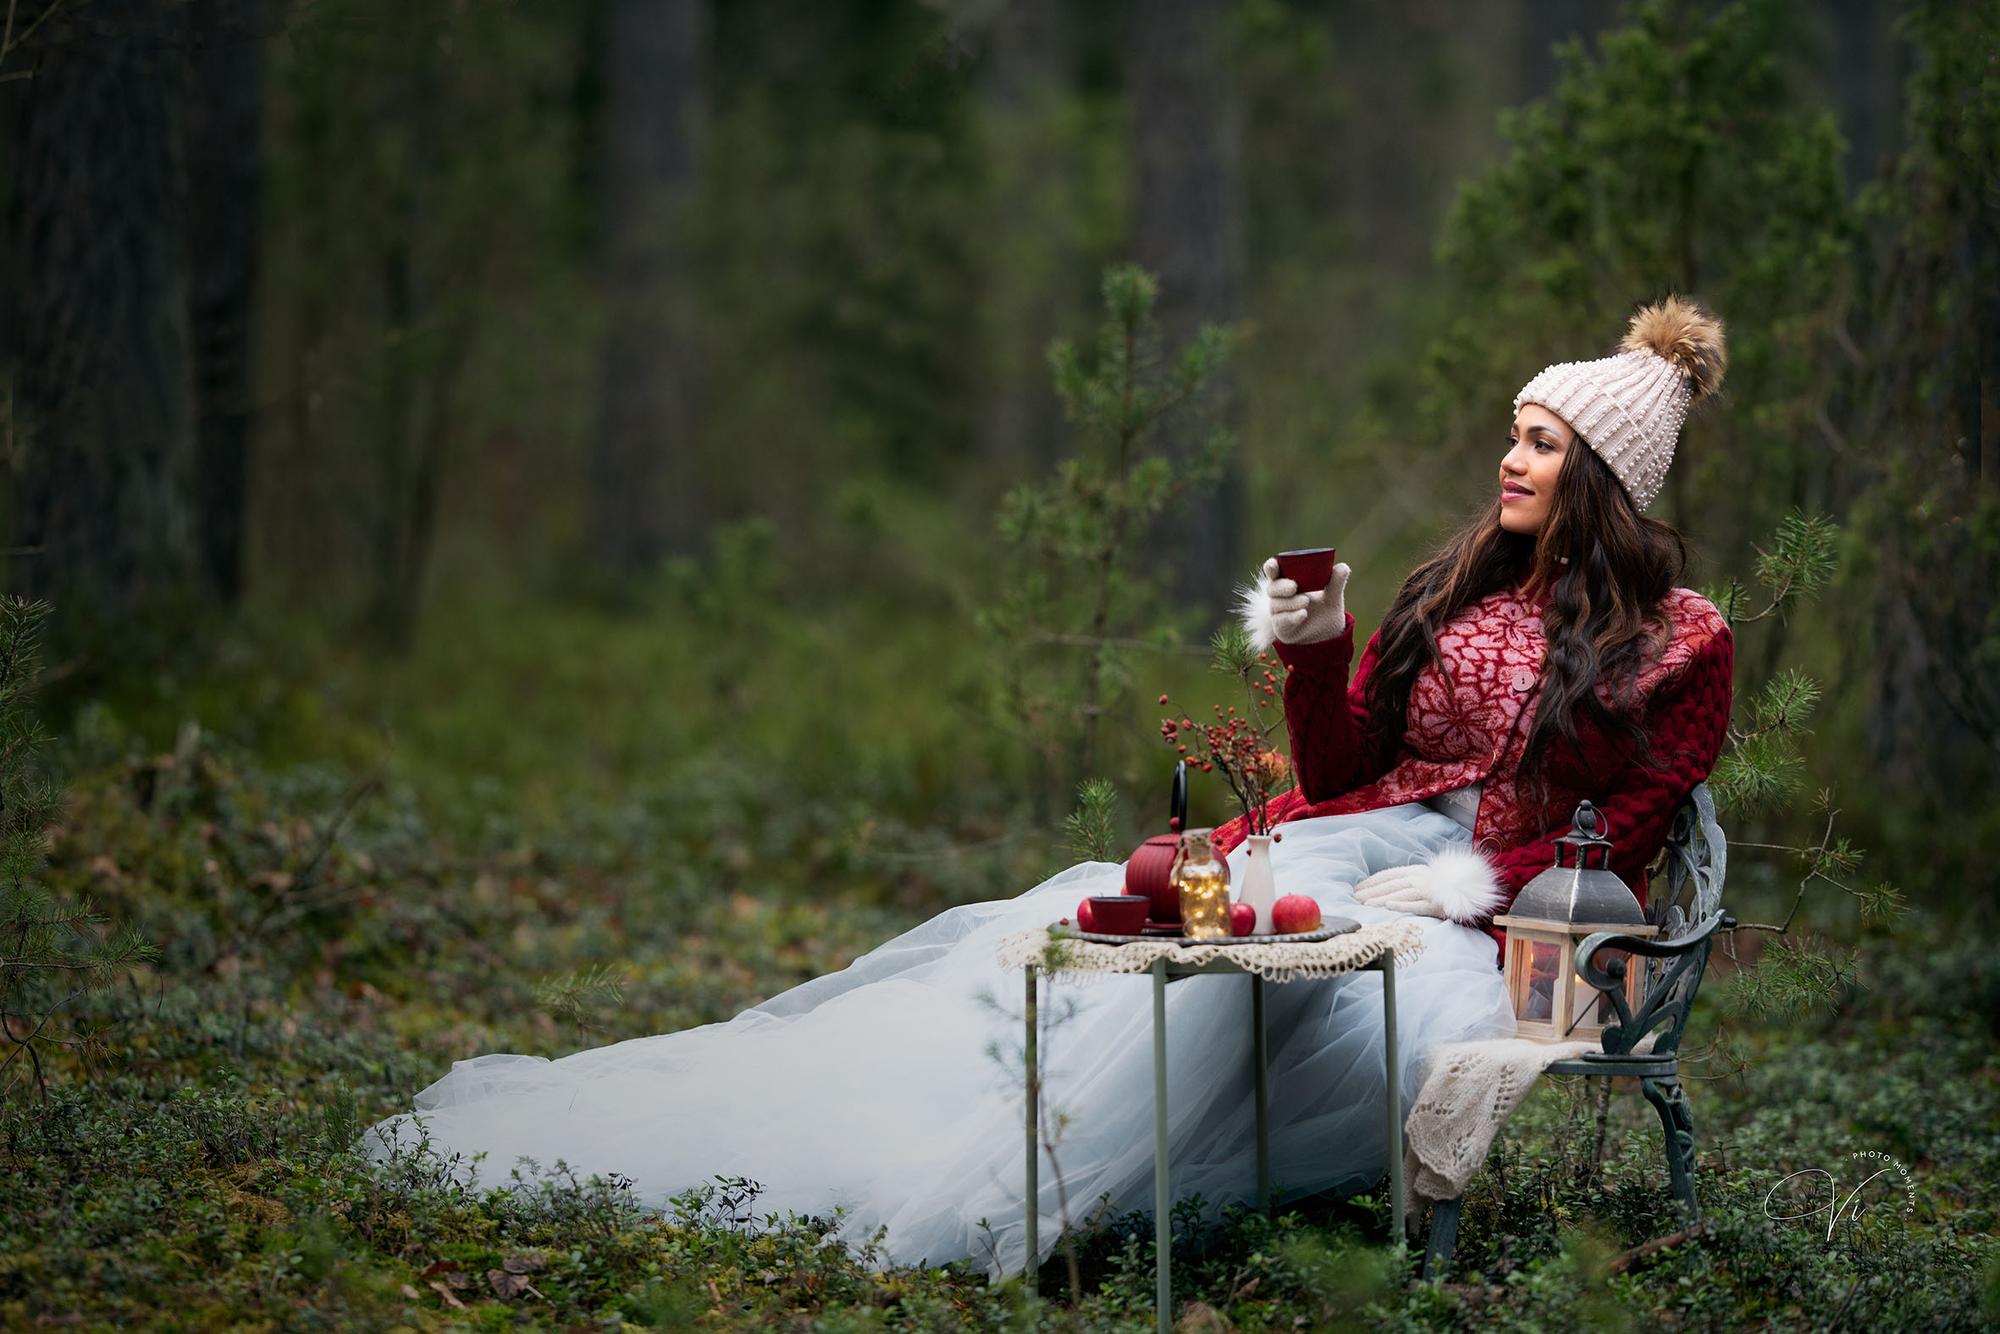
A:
1495 802 1659 1044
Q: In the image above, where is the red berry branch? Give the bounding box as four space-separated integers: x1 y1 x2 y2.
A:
1157 647 1294 837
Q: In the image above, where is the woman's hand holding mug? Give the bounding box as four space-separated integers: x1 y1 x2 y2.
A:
1262 554 1349 646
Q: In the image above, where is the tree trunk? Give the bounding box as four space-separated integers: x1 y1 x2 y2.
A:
1813 0 1907 189
184 0 265 605
363 55 458 652
970 0 1077 480
1126 0 1246 612
590 0 708 581
5 0 197 639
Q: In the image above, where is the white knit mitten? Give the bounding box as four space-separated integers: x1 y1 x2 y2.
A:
1351 845 1506 925
1234 556 1350 654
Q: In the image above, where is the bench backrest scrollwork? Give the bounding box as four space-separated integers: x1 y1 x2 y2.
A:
1575 780 1730 1059
1649 780 1727 943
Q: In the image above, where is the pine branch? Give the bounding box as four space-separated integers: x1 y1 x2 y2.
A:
985 263 1242 813
532 964 628 1041
1064 780 1120 863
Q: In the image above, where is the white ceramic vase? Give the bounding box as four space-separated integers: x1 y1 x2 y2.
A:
1239 833 1278 933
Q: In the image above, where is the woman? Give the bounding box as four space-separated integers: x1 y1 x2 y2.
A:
1216 293 1736 961
365 295 1735 1283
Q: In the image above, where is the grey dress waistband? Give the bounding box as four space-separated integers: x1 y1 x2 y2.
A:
1423 781 1482 833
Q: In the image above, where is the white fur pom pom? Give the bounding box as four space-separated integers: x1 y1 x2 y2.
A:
1420 844 1506 924
1234 566 1280 654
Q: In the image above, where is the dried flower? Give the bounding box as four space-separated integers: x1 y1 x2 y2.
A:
1151 663 1296 837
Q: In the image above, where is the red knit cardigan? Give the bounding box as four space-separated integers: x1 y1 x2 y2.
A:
1211 579 1735 963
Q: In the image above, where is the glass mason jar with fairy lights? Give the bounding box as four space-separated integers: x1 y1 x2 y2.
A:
1170 828 1232 940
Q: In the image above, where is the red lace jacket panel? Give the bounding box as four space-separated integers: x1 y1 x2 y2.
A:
1211 582 1735 960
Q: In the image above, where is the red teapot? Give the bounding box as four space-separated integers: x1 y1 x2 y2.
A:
1124 761 1190 926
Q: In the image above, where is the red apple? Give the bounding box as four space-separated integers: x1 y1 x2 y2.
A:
1076 898 1098 932
1271 893 1322 934
1228 902 1256 937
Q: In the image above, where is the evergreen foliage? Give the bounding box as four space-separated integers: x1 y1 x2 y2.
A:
0 597 156 1098
976 263 1238 818
1834 0 2000 884
533 963 629 1043
1421 0 1856 558
1063 778 1121 864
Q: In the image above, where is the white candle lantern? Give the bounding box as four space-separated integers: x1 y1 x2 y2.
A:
1493 801 1659 1044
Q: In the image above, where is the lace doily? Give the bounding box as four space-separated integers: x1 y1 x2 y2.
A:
993 919 1425 985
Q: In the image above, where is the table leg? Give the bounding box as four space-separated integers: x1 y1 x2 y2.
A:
1024 966 1038 1283
1152 957 1170 1334
1252 973 1269 1209
1382 952 1403 1247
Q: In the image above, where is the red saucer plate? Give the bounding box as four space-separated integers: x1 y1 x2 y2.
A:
1049 918 1361 947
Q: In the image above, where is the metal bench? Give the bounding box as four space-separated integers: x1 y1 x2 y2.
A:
1421 780 1732 1279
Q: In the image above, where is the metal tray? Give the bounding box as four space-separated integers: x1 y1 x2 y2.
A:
1050 917 1360 947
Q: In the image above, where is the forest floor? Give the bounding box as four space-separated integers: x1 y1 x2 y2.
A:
2 714 1996 1331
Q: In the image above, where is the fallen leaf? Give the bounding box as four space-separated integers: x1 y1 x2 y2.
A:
429 1280 467 1310
502 1250 546 1274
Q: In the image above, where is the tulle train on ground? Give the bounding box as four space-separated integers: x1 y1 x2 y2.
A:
363 801 1516 1281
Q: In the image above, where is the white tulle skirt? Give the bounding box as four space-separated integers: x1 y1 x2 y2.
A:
364 801 1515 1281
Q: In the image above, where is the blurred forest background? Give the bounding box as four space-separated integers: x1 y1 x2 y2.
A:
0 0 1996 1326
2 0 1995 897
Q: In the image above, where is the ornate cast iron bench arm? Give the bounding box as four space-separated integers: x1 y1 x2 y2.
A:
1574 912 1735 1062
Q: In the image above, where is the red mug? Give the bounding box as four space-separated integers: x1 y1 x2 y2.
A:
1087 895 1151 934
1276 547 1338 593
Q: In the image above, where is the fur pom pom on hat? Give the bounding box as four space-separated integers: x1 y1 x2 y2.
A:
1512 294 1727 512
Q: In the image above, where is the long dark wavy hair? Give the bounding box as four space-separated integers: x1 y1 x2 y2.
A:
1360 437 1689 814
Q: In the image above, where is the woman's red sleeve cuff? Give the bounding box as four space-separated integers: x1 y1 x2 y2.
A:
1271 612 1355 672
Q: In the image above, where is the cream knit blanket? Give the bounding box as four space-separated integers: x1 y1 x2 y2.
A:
1399 1030 1660 1236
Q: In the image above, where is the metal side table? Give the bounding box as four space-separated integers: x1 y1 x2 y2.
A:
1013 922 1420 1334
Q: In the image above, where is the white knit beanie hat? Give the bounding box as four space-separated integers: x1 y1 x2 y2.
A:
1511 294 1728 512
